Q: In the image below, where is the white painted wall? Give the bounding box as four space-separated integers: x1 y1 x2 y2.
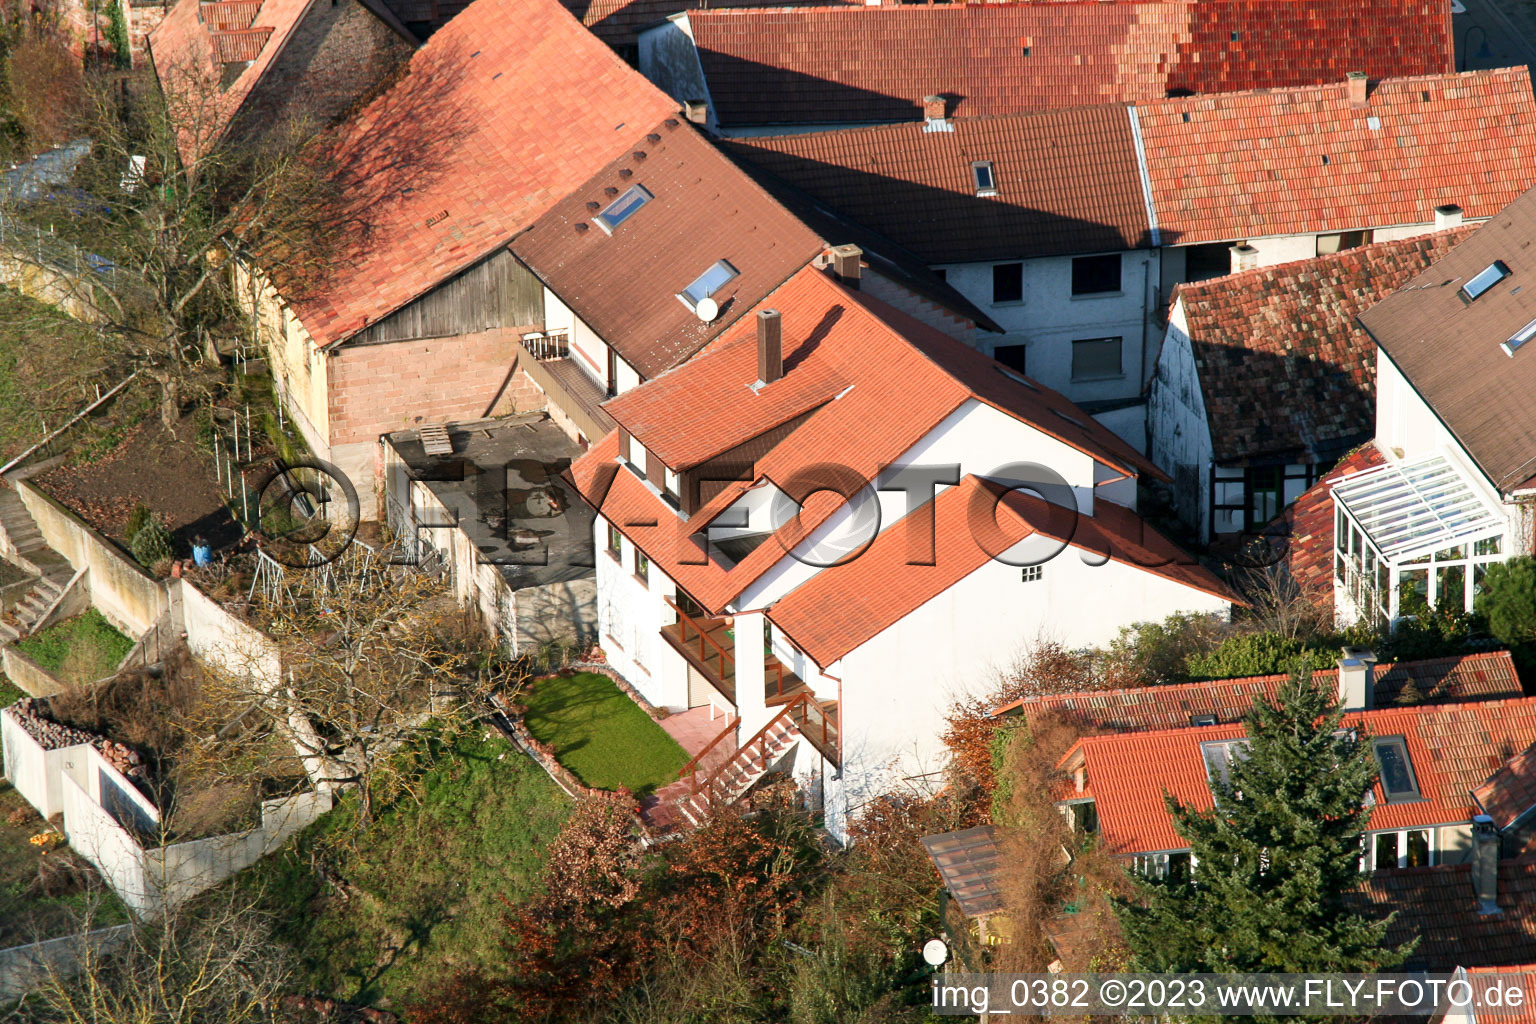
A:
593 511 681 707
934 250 1158 404
179 580 282 687
1 709 88 820
815 529 1231 842
1148 299 1214 540
543 286 644 395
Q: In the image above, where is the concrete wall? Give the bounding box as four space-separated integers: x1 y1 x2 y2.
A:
177 580 282 687
1 646 68 698
514 578 598 654
0 251 112 324
12 480 167 637
0 924 131 1003
1148 299 1214 540
1 708 87 818
30 567 89 636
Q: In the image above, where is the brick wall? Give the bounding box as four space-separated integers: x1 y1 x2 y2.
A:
326 328 545 445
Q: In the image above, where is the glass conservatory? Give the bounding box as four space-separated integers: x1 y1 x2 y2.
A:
1332 455 1507 625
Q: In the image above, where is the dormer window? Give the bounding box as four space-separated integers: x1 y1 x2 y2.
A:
679 260 738 310
594 184 652 233
1460 261 1510 304
972 161 997 196
1200 738 1249 791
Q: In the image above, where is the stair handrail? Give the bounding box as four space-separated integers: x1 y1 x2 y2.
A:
689 691 816 801
677 712 738 782
663 595 734 671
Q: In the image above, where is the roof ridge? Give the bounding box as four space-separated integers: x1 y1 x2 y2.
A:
1135 66 1529 112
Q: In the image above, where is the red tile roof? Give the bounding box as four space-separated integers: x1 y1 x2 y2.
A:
571 266 1159 613
1174 228 1474 463
1066 696 1536 855
688 0 1451 128
150 0 318 160
995 650 1524 728
565 0 853 49
722 104 1151 263
1476 743 1536 831
276 0 680 349
768 475 1235 668
509 122 824 380
1357 861 1536 971
1140 68 1536 246
1278 442 1387 607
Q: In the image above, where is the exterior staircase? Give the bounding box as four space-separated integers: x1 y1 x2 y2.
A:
671 697 815 827
0 485 72 643
0 574 64 644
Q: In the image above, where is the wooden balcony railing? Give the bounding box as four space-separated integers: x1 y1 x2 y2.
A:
522 330 570 361
684 692 841 803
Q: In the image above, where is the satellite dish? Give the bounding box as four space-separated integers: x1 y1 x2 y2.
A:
695 296 720 323
922 939 949 966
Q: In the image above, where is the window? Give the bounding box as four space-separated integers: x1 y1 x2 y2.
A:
1504 317 1536 357
1373 831 1399 871
1369 829 1435 871
993 343 1028 374
679 260 738 309
1071 253 1122 295
1191 714 1219 727
634 550 650 587
1021 565 1042 582
664 466 681 499
594 185 652 233
1134 852 1190 880
1373 737 1420 802
1461 261 1510 303
1316 230 1371 256
1071 337 1123 380
1065 800 1097 833
972 161 996 195
1183 242 1233 283
1200 739 1249 790
607 524 622 561
623 432 646 480
992 263 1023 304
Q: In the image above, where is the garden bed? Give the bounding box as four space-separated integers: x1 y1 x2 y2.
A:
15 608 133 686
520 671 689 797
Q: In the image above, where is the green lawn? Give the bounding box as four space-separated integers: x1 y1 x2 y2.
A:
241 723 569 1011
16 608 134 685
0 672 23 707
521 671 690 796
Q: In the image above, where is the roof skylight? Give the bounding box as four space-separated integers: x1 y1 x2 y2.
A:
594 184 652 233
679 259 738 309
995 364 1038 390
972 161 997 196
1504 316 1536 357
1373 736 1421 803
1461 260 1510 303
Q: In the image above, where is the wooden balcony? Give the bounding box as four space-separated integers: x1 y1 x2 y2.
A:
515 339 615 443
660 597 839 766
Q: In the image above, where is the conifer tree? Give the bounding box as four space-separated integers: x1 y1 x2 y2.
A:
1116 670 1415 973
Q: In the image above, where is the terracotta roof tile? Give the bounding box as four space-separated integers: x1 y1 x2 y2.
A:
1068 696 1536 855
1140 68 1536 245
209 25 273 62
572 266 1159 613
997 650 1524 729
1279 442 1387 606
563 0 853 49
689 0 1451 128
768 475 1234 668
276 0 679 348
509 122 824 380
1356 862 1536 970
1476 743 1536 830
723 104 1151 263
201 0 260 30
1175 228 1474 463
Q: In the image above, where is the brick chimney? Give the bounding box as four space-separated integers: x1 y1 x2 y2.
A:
1347 71 1368 107
684 99 708 125
1229 244 1259 274
1435 204 1465 230
829 244 862 289
1473 815 1502 915
923 95 946 121
757 308 783 386
1337 647 1377 711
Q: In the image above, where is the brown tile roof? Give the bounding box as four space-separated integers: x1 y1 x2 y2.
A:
688 0 1452 128
209 25 273 62
921 825 1007 919
1174 229 1474 464
276 0 680 349
1357 183 1536 496
1357 860 1536 971
768 475 1235 668
1278 442 1386 607
994 650 1524 729
201 0 261 30
1065 697 1536 854
509 121 824 380
1140 68 1536 246
722 104 1152 263
1476 743 1536 831
571 266 1159 613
